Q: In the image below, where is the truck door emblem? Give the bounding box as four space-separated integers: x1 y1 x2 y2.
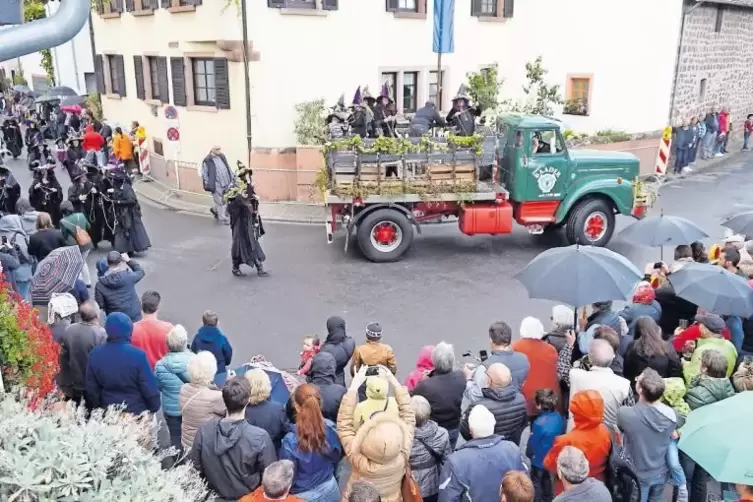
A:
533 166 561 194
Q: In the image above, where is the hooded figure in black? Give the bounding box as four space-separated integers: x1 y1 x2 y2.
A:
64 135 86 181
27 137 52 171
372 84 397 138
29 164 63 226
24 118 42 150
446 84 482 137
69 165 108 248
227 166 268 278
0 164 20 216
106 168 151 254
286 352 346 424
319 316 356 387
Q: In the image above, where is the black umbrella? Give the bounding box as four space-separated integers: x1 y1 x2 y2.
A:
48 85 78 97
35 94 60 104
722 211 753 238
12 84 31 93
516 244 643 307
59 95 87 107
618 212 708 259
668 262 753 317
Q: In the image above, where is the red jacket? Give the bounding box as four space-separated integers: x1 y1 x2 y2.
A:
82 125 104 152
719 111 730 134
671 323 731 352
131 319 173 369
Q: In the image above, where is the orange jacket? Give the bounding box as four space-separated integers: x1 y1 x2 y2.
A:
239 488 302 502
513 338 562 416
543 390 611 494
112 132 134 160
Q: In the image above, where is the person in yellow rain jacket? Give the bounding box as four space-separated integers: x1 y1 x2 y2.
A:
112 127 136 172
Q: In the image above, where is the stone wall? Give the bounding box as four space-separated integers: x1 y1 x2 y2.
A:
671 0 753 133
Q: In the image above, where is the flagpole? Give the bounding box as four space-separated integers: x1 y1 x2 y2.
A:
437 52 443 110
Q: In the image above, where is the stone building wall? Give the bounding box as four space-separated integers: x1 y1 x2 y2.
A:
671 0 753 134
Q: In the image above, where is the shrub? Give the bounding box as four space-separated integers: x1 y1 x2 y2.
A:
0 277 58 400
294 99 327 146
0 395 210 501
595 129 631 142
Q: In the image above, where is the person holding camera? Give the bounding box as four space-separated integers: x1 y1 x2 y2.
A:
0 234 20 290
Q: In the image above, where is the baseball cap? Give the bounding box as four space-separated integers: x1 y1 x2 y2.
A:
695 313 725 334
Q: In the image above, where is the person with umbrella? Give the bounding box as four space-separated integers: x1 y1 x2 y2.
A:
28 163 63 226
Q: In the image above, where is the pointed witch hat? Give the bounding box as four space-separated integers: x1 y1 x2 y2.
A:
352 86 362 105
379 83 393 104
452 84 471 102
336 93 345 108
362 85 375 102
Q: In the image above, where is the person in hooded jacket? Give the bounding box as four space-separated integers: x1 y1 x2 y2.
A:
28 164 63 226
245 369 290 453
191 309 233 385
0 207 34 301
412 342 466 449
318 316 355 387
280 384 342 501
578 302 622 360
684 349 736 410
192 376 277 501
338 365 415 502
15 198 39 237
155 324 195 451
291 352 346 423
408 101 447 137
619 282 662 340
409 395 451 502
404 345 435 392
85 312 161 414
353 375 399 431
544 390 611 495
94 251 145 322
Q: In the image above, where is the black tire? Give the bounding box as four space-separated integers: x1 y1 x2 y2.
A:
356 208 414 263
564 197 615 247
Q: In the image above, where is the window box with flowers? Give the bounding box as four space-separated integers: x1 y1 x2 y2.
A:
563 98 589 116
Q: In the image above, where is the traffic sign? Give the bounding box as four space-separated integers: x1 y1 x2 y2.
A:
166 127 180 142
662 126 673 141
164 105 178 120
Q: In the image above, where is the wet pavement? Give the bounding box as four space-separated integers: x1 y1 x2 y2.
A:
3 152 752 375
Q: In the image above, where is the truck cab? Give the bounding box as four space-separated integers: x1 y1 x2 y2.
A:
498 114 642 246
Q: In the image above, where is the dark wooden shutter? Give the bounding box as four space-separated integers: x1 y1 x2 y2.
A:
157 57 169 103
143 0 158 9
94 55 106 93
133 56 145 99
322 0 338 10
96 0 105 14
124 0 135 12
170 57 186 106
188 0 202 5
160 0 170 8
267 0 285 6
470 0 481 15
116 55 127 97
214 58 230 109
113 0 124 12
386 0 398 11
502 0 514 18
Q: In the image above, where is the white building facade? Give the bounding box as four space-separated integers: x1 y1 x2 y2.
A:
91 0 684 166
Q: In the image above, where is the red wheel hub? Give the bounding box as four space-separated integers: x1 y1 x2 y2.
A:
373 223 397 245
585 213 606 240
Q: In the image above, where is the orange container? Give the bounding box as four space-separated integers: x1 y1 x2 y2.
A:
458 202 514 235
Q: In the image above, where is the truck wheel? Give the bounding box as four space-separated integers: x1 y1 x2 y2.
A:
565 198 615 247
356 208 414 262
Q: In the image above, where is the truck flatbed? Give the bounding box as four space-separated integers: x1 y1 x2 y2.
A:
325 181 507 205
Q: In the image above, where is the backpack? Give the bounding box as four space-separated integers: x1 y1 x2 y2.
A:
606 427 640 502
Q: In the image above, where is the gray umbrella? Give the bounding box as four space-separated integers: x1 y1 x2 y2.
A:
35 94 60 104
516 244 643 307
722 211 753 238
48 85 78 97
12 84 31 93
618 213 709 248
668 262 753 317
60 95 87 106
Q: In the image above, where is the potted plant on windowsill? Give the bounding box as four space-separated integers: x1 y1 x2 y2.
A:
563 98 589 116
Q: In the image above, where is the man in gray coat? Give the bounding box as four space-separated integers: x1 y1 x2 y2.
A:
201 146 235 225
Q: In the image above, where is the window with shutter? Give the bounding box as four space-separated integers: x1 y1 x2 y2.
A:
133 56 145 100
322 0 337 10
157 57 169 104
170 57 187 106
386 0 399 11
114 0 124 12
214 58 230 110
160 0 170 8
96 0 104 14
116 55 127 98
125 0 135 11
502 0 514 18
267 0 285 7
94 55 106 93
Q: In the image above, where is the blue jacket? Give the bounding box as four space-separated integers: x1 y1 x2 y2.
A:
191 326 233 377
94 262 145 321
438 434 526 502
155 350 194 417
619 301 662 343
85 315 161 414
280 419 342 494
527 411 565 469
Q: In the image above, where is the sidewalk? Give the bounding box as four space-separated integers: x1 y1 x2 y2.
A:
134 180 325 224
134 145 749 223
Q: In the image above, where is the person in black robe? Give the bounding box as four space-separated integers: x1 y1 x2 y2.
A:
0 165 21 216
64 135 85 182
29 163 63 226
371 86 397 138
68 165 107 248
446 84 482 137
227 166 268 278
106 168 151 254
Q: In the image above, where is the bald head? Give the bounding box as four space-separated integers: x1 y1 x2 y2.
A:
79 301 99 323
486 363 512 388
589 339 614 368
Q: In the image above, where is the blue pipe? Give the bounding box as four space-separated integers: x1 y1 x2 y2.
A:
0 0 89 62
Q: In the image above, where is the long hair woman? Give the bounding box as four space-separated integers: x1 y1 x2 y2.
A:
624 316 682 388
280 384 342 501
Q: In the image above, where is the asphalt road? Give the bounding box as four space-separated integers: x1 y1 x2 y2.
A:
4 153 752 376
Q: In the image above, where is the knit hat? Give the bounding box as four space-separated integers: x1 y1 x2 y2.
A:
105 312 133 342
365 322 383 341
365 376 387 400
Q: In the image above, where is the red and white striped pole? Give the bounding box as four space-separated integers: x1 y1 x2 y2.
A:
135 136 151 176
654 126 673 175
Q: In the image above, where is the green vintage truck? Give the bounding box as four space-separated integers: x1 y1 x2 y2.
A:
323 114 657 262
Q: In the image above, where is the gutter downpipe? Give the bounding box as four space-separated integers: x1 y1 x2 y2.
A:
0 0 89 63
668 0 707 124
